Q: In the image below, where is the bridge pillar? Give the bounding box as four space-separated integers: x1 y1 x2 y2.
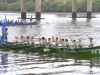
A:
21 0 26 19
72 0 77 18
87 0 92 19
35 0 41 20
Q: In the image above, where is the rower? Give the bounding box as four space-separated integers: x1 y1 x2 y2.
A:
47 38 52 48
25 36 31 45
65 39 70 49
70 37 78 49
30 36 35 46
38 38 42 47
51 36 55 45
55 37 59 47
20 36 25 45
52 36 59 48
13 36 19 45
38 38 42 44
41 37 47 47
52 36 55 42
60 39 66 48
87 35 94 47
77 39 83 48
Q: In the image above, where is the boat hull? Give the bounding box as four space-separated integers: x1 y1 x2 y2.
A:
0 21 38 26
0 44 100 56
23 46 100 56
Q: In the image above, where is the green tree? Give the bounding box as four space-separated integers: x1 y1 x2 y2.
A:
0 0 100 12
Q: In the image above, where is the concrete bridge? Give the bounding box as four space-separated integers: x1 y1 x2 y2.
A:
21 0 92 20
21 0 41 20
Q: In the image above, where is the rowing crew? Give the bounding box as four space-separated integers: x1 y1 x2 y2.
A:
13 35 94 49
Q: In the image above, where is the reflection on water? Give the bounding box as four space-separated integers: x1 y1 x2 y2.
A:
0 12 100 75
0 54 7 73
0 52 100 75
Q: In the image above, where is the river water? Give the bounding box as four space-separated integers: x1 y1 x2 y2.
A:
0 12 100 75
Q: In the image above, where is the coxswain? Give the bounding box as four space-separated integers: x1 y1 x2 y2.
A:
5 28 8 43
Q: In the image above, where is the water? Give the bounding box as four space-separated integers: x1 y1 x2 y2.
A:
0 12 100 75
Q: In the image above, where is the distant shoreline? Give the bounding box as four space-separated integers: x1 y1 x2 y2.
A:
0 11 99 19
0 11 100 14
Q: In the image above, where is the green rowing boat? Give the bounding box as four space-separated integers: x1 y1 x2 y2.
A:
24 46 100 56
0 44 100 56
0 44 34 50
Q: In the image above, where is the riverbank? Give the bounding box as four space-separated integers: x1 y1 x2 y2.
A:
1 11 100 14
0 11 99 19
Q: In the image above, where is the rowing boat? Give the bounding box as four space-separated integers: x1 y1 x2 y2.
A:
0 43 100 56
24 46 100 56
0 43 34 50
0 21 38 26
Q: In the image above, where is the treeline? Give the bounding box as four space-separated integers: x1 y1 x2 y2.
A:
0 0 100 12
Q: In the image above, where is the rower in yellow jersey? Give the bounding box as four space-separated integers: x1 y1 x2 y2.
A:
5 28 8 43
